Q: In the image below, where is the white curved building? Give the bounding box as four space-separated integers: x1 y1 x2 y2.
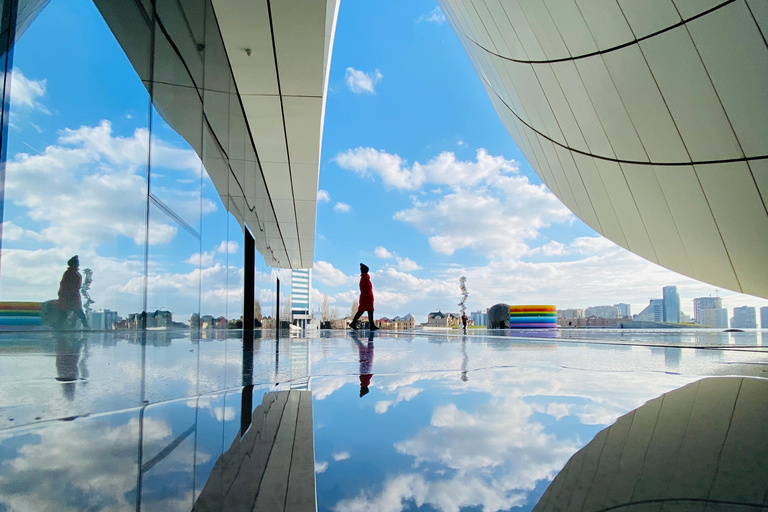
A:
437 0 768 299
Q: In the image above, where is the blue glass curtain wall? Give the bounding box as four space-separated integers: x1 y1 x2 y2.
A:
0 0 275 333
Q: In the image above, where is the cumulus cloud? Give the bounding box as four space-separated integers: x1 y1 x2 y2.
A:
333 202 352 213
373 246 422 272
217 240 239 253
0 415 201 512
185 250 216 267
315 461 329 473
334 148 518 191
9 68 49 113
345 67 383 94
313 260 352 287
4 120 200 248
318 189 331 202
416 6 447 24
394 174 572 259
332 451 351 462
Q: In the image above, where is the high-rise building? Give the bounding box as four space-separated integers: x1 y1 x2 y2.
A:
585 305 620 319
761 307 768 329
557 309 584 320
470 310 487 327
699 308 729 329
693 297 723 324
731 307 757 329
291 269 312 329
635 299 664 323
663 287 681 323
614 304 631 318
90 309 118 330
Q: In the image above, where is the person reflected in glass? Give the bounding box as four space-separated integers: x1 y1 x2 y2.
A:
349 263 378 331
57 255 89 329
461 312 468 334
356 332 374 397
55 333 85 400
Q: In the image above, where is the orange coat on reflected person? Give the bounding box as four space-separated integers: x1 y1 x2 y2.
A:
358 273 374 311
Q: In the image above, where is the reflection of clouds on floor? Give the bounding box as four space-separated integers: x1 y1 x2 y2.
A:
0 414 179 512
325 366 698 512
375 386 422 414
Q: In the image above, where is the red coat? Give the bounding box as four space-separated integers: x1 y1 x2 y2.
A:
358 273 374 311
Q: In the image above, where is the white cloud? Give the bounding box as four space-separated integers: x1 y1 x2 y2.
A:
373 246 421 272
394 174 572 259
332 451 351 461
345 67 383 94
0 416 200 512
318 189 331 202
9 68 48 113
396 257 421 272
333 202 352 213
313 260 352 287
334 148 518 191
4 120 200 248
185 250 215 267
315 461 329 473
217 240 239 253
416 6 447 24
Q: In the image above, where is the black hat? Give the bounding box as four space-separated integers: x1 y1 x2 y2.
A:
360 263 369 273
67 255 79 267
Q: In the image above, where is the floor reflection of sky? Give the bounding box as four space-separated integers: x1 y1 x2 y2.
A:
312 365 699 512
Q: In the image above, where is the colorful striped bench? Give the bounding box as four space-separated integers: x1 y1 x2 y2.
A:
509 305 557 329
0 302 43 327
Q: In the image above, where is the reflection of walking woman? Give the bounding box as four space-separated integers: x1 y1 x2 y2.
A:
58 255 89 329
349 263 379 331
357 334 374 397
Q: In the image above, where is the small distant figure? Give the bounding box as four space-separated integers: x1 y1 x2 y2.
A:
461 312 468 334
57 255 89 329
349 263 379 331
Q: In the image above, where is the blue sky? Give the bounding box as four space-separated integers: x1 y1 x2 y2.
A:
1 0 766 324
311 0 768 321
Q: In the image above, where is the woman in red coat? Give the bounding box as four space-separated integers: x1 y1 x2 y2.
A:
349 263 379 331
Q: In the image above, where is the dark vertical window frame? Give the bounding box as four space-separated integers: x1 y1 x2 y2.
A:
0 0 19 276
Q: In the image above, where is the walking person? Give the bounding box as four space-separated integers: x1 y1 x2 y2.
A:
461 312 468 334
349 263 379 331
57 255 89 329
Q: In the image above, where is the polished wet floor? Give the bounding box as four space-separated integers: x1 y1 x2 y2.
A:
1 329 767 511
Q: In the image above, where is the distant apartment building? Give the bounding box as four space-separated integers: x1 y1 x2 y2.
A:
470 310 487 327
585 305 620 319
378 315 416 330
557 308 584 320
731 307 757 329
693 296 723 324
635 299 664 322
427 311 460 327
614 303 631 318
662 286 681 323
762 307 768 329
291 269 311 329
90 309 118 330
699 308 729 328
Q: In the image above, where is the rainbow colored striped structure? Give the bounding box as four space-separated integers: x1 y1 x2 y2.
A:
0 302 42 327
509 305 557 329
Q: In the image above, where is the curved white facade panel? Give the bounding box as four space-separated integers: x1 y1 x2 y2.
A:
438 0 768 298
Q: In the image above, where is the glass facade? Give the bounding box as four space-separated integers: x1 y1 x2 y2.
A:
0 0 279 332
